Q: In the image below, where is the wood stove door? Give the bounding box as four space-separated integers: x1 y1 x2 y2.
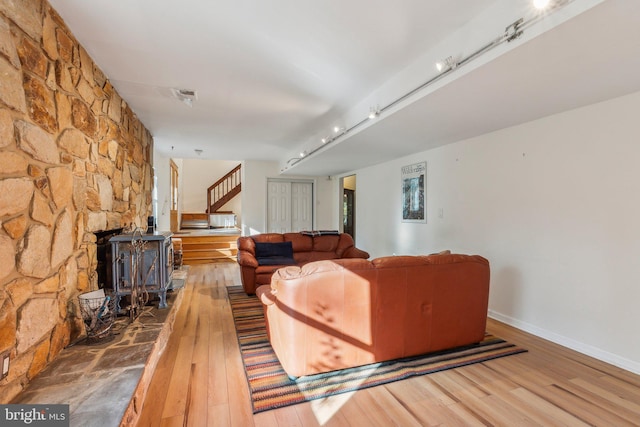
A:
141 243 160 289
113 244 133 291
113 242 161 291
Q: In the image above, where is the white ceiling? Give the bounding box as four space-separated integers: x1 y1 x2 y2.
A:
48 0 640 176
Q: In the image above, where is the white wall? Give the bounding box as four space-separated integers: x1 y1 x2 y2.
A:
352 90 640 374
152 151 184 232
315 176 338 230
241 160 338 235
152 149 171 231
241 160 276 235
153 158 336 235
180 159 242 224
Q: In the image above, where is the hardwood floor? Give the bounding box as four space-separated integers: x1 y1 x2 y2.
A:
136 262 640 426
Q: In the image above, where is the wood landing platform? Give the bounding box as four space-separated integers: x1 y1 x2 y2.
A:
173 228 240 265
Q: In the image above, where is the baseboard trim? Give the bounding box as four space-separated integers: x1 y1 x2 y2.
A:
488 310 640 376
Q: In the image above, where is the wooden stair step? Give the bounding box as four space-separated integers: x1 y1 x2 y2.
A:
176 235 238 244
180 222 209 229
182 242 236 250
182 249 237 259
175 233 239 265
181 213 208 220
182 258 233 265
182 254 236 265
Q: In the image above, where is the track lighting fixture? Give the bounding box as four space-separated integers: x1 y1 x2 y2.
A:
436 56 457 73
533 0 551 10
368 106 381 119
505 18 524 42
282 0 574 172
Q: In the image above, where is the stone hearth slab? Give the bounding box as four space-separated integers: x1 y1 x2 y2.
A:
12 284 185 427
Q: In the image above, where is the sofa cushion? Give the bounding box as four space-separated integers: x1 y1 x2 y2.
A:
284 233 313 252
257 257 296 266
313 234 340 252
255 241 295 266
252 233 285 244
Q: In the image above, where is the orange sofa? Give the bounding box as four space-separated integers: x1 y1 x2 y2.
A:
236 232 369 294
256 253 490 377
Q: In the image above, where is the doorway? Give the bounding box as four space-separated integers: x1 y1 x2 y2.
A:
342 175 356 242
169 159 179 232
267 179 314 232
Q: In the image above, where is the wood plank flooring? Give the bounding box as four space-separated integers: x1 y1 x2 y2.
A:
136 262 640 426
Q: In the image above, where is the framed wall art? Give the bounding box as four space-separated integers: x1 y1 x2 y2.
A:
401 162 426 223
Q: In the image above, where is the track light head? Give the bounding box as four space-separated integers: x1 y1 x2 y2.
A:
368 106 380 119
436 56 457 73
533 0 551 10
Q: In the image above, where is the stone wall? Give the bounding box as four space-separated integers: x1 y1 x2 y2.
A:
0 0 153 402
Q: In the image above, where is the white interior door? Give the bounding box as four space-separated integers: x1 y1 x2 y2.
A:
267 180 313 232
267 181 291 233
291 182 313 231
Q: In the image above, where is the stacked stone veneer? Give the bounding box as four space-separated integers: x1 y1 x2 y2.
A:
0 0 153 402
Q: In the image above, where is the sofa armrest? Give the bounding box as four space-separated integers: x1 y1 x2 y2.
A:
236 236 259 267
256 285 276 306
237 250 259 267
342 246 370 259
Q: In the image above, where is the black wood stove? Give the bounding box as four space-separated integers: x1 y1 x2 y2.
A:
108 231 173 313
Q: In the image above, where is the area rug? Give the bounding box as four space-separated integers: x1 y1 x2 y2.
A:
227 285 527 413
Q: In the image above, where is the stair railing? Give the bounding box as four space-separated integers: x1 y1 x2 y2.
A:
207 164 242 224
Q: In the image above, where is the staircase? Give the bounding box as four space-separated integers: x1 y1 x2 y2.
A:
178 234 238 265
174 165 242 264
207 164 241 223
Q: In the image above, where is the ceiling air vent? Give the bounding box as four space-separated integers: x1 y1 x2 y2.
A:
171 88 198 107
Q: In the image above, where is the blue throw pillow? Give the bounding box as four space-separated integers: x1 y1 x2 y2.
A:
255 241 295 265
256 256 296 266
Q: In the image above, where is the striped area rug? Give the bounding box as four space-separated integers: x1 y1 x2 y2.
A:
227 285 527 414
